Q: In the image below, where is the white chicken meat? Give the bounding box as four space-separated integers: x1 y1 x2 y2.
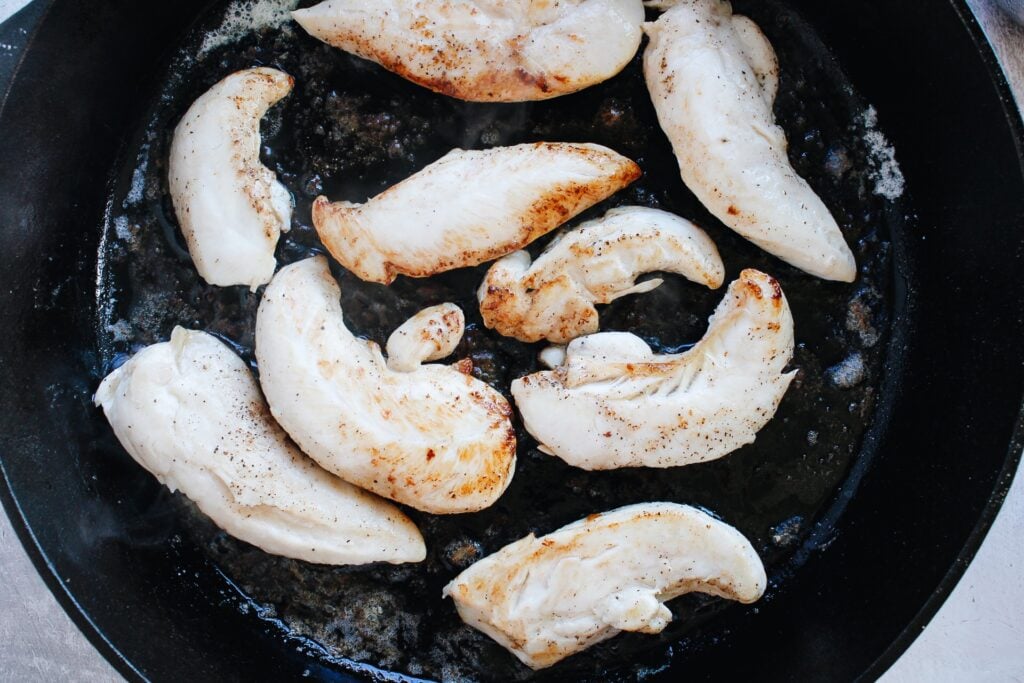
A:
385 303 466 373
255 257 517 514
292 0 646 102
94 328 425 565
512 269 795 469
478 206 724 343
312 142 641 284
643 0 856 281
443 502 766 669
168 67 294 290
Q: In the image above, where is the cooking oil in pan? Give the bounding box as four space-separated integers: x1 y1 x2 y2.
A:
94 0 908 679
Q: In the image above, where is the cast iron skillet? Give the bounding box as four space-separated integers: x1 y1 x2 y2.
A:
0 1 1021 681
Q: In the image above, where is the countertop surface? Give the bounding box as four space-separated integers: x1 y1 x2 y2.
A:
0 1 1021 681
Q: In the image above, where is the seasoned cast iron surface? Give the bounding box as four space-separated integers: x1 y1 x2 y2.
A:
94 1 904 680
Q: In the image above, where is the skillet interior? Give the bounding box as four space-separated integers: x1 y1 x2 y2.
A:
0 0 1021 681
93 0 900 679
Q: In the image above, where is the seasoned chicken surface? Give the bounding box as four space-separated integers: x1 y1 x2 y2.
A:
643 1 856 281
312 142 641 284
168 68 294 290
443 502 766 669
385 303 466 373
512 269 795 469
292 0 645 102
479 206 724 343
256 257 517 514
94 328 425 565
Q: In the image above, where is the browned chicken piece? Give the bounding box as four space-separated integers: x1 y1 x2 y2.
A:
255 257 517 514
311 142 641 284
444 502 766 668
292 0 646 102
479 206 724 343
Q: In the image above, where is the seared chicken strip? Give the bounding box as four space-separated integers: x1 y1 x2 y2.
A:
643 1 856 281
292 0 645 102
512 269 795 469
168 68 294 290
312 142 641 284
479 206 724 343
256 257 517 514
444 502 766 669
385 303 465 373
94 328 425 565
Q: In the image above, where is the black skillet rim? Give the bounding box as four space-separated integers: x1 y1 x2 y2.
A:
0 1 1021 681
856 0 1024 678
0 3 148 680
